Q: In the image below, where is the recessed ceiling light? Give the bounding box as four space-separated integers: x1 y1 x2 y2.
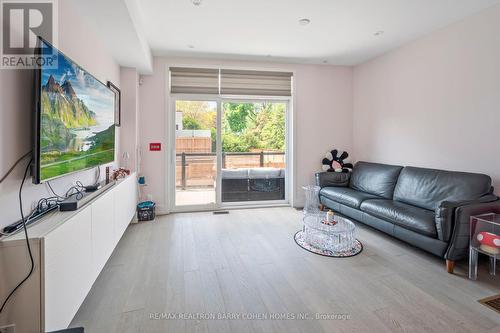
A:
298 18 311 26
187 44 195 49
374 30 384 36
192 0 202 6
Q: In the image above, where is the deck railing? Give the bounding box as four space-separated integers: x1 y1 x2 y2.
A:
176 151 285 190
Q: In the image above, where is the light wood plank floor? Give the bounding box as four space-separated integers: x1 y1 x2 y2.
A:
70 207 500 333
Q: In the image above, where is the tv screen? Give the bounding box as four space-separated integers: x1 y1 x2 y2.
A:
34 38 115 183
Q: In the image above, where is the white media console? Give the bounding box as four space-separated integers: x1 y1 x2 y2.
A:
0 173 137 332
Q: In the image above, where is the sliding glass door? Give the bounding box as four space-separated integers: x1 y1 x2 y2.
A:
174 100 218 208
221 101 287 204
171 98 288 211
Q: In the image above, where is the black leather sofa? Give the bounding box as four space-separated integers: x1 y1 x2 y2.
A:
316 161 500 273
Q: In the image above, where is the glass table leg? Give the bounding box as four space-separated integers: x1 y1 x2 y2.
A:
469 247 478 280
490 256 496 276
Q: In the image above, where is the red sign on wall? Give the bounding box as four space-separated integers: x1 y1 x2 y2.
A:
149 143 161 151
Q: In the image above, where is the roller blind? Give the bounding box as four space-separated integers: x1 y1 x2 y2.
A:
170 67 293 96
220 69 293 96
170 67 219 94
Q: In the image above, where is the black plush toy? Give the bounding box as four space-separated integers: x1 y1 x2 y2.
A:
322 149 353 173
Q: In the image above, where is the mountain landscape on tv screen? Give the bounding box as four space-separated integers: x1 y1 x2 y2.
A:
39 46 115 181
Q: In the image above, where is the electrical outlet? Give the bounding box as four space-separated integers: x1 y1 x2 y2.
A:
0 324 15 333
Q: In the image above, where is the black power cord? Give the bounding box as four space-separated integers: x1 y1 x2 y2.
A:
0 151 31 184
46 167 100 204
46 181 65 200
0 162 101 311
0 157 35 313
65 184 84 200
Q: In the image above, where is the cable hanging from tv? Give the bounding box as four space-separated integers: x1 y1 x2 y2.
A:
0 151 31 184
0 159 102 313
0 158 34 314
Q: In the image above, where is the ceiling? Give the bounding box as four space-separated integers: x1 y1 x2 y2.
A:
71 0 152 73
76 0 500 73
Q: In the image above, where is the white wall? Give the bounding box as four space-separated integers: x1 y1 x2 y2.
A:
0 0 121 229
139 57 353 211
353 5 500 193
119 68 140 172
5 1 496 224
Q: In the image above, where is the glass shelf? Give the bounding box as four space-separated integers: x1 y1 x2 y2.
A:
469 213 500 280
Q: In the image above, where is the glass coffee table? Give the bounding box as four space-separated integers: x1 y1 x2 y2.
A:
294 212 362 257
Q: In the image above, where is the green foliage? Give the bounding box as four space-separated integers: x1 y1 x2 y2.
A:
40 149 114 180
40 125 115 180
260 104 285 150
41 115 75 151
41 91 96 129
175 101 286 153
222 133 252 152
224 103 256 133
183 115 202 130
90 125 115 151
210 127 216 152
40 88 114 180
176 101 216 129
222 102 285 152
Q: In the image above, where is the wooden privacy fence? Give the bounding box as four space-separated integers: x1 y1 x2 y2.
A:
176 152 285 189
175 136 212 153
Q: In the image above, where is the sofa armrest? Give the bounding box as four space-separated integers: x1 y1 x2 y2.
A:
315 172 350 188
436 194 498 241
443 197 500 261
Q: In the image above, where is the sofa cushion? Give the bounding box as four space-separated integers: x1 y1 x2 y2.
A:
248 167 283 179
360 199 437 238
393 167 492 211
279 168 286 178
320 187 379 209
221 168 248 179
349 162 403 199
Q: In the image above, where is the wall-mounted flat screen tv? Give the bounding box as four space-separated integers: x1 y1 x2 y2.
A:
33 37 115 183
